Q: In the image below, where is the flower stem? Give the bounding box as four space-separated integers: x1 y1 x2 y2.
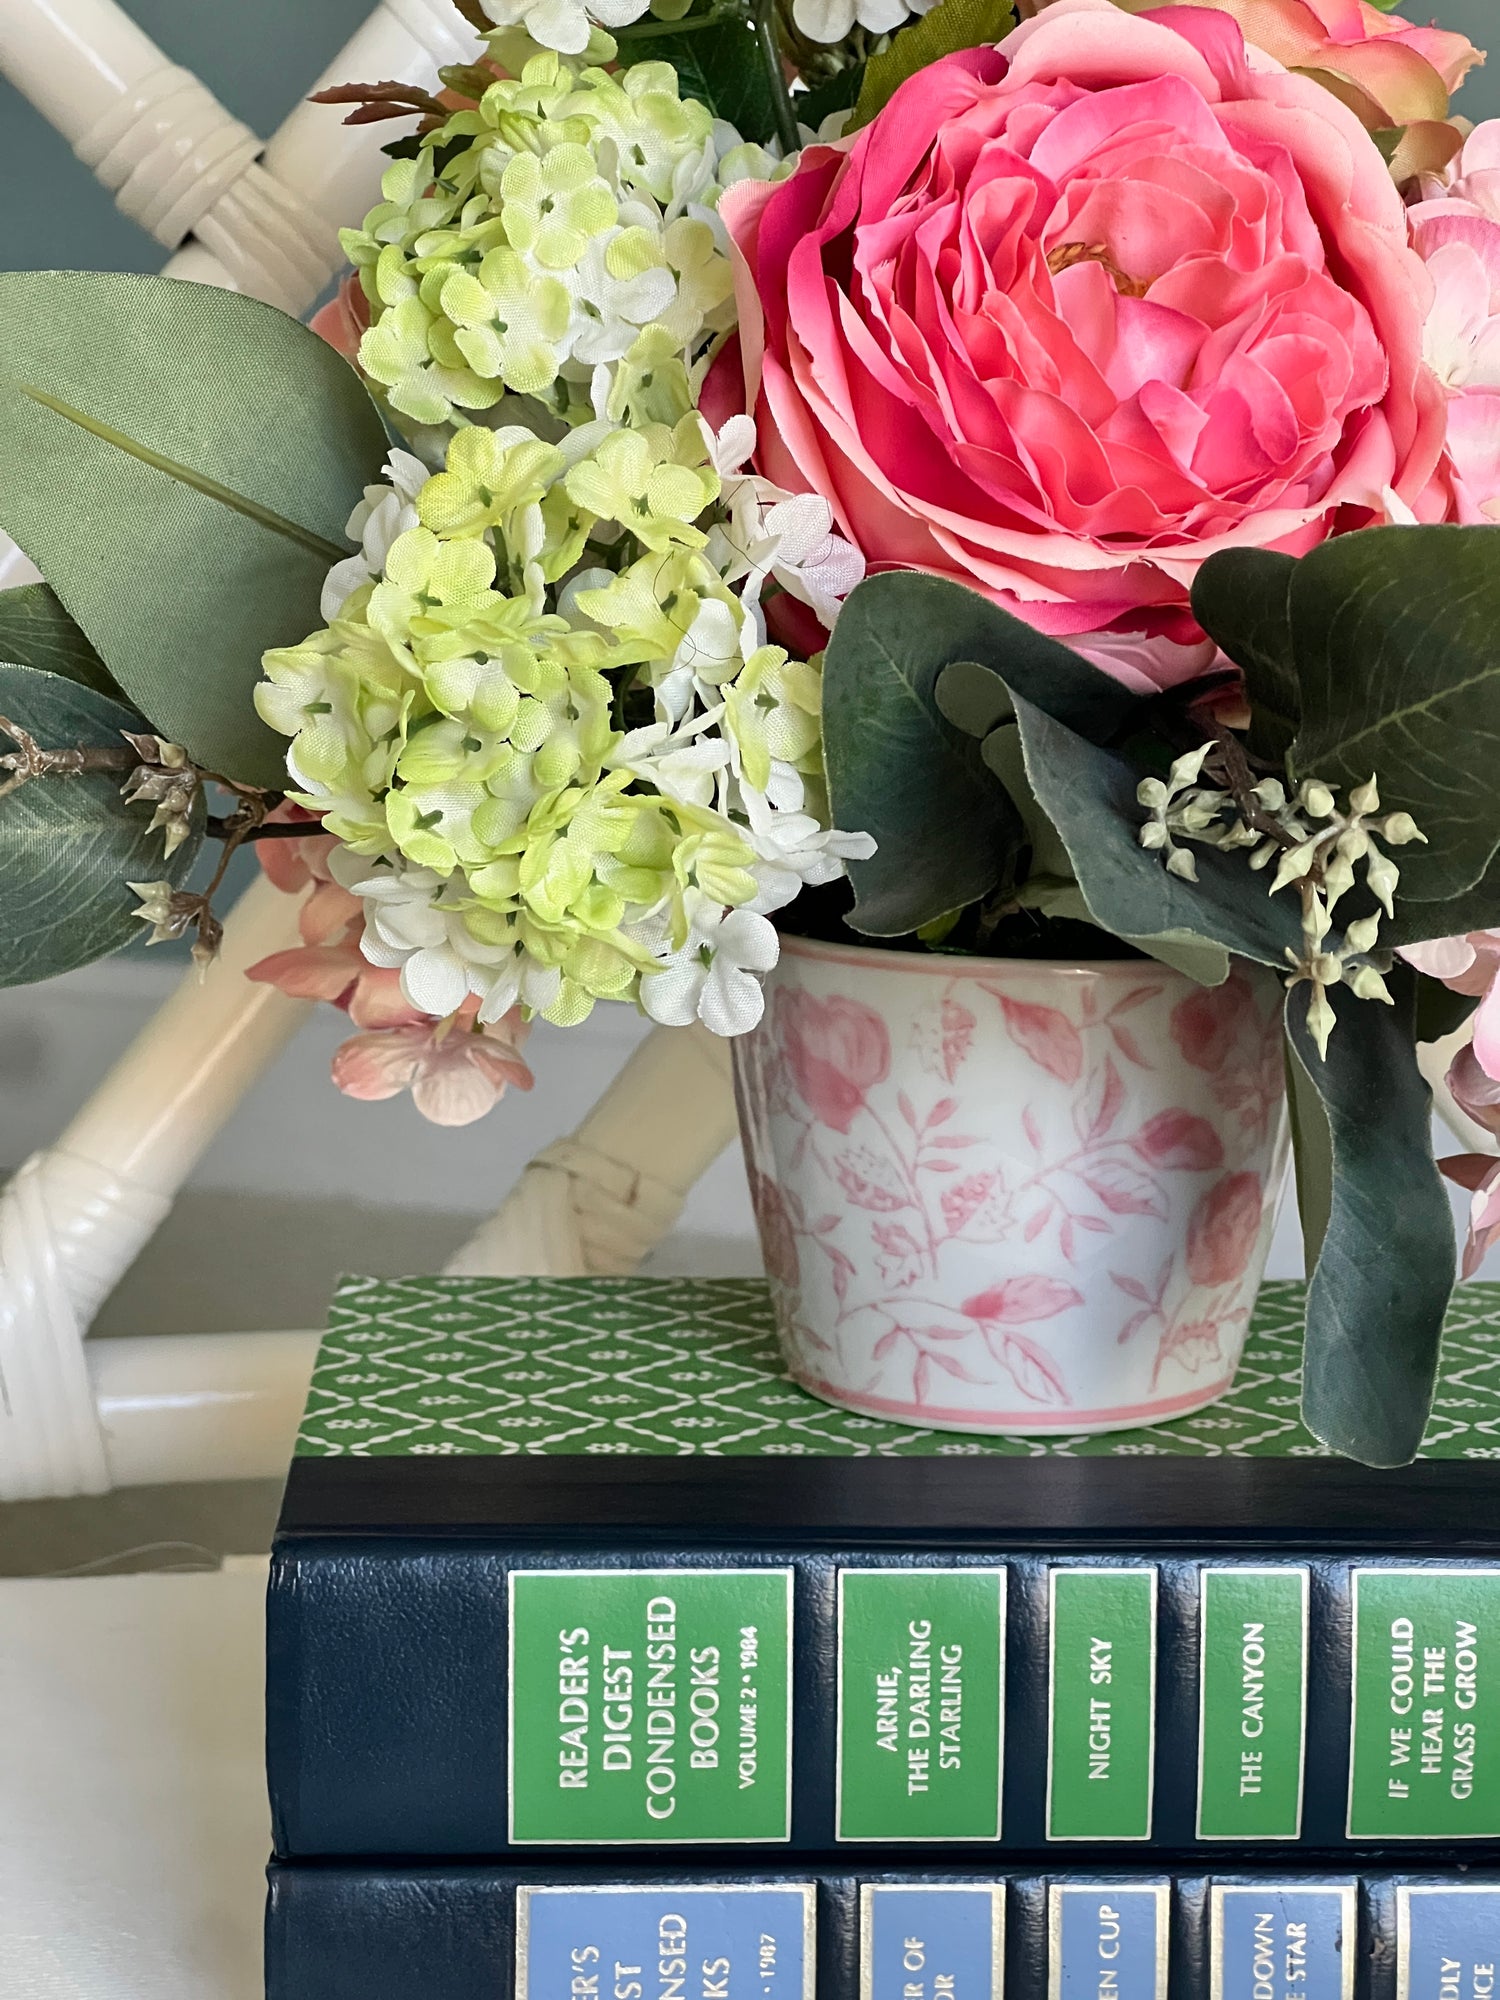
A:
751 0 802 154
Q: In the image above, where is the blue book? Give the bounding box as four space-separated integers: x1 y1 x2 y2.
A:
263 1862 1500 2000
269 1276 1500 1857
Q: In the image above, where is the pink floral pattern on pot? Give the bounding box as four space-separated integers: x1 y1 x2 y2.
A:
732 937 1290 1434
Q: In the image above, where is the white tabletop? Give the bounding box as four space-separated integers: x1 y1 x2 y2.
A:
0 1563 268 2000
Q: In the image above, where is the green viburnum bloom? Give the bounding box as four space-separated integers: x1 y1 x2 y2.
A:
722 648 824 793
562 63 715 206
257 615 413 855
387 638 617 872
438 248 572 396
564 419 719 553
671 818 759 914
574 549 744 686
369 528 502 664
338 50 782 435
359 295 505 426
605 325 693 429
417 425 567 540
499 143 617 269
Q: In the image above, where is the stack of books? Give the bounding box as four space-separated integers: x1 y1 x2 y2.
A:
264 1276 1500 1997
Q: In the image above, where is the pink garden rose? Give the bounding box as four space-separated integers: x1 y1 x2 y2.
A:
719 0 1445 682
776 988 891 1131
1151 0 1480 128
1408 123 1500 521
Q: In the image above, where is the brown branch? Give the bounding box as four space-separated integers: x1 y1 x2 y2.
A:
0 713 135 800
308 80 448 128
1208 726 1299 851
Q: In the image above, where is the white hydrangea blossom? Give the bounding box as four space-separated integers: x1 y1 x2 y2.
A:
791 0 926 43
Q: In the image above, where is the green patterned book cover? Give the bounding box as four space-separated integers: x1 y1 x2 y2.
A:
298 1276 1500 1460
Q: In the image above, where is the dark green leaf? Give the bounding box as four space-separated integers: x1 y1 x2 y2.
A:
823 577 1024 933
1189 547 1299 763
0 662 203 985
936 658 1015 739
852 0 1014 129
1412 970 1481 1045
0 583 122 700
1010 692 1303 974
796 65 865 129
892 577 1141 744
980 721 1072 880
620 15 781 142
1286 525 1500 902
0 271 389 788
1287 965 1455 1466
1285 1036 1333 1273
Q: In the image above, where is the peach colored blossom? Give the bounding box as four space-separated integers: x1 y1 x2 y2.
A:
309 272 371 365
719 0 1445 681
331 1002 534 1127
248 809 533 1125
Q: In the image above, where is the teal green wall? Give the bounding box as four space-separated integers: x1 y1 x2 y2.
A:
0 0 375 273
3 0 1499 275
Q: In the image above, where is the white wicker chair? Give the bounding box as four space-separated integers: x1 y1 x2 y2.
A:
0 0 739 1502
0 0 1484 1505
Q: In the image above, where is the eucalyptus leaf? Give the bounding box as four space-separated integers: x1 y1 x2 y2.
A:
822 577 1025 933
1285 526 1500 902
980 721 1073 880
936 658 1014 739
0 583 122 700
1189 547 1298 763
1285 1035 1333 1273
0 271 389 789
851 0 1014 129
0 662 203 985
1010 693 1302 975
1286 967 1455 1466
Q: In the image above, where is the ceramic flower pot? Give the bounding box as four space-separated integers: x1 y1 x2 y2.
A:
732 935 1291 1435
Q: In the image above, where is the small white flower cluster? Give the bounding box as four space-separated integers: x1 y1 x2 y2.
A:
1138 752 1425 1055
792 0 929 45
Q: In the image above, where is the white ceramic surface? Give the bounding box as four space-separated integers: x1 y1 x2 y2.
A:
733 936 1291 1433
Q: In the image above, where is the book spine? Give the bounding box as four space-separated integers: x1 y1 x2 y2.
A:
267 1544 1500 1857
264 1865 1500 2000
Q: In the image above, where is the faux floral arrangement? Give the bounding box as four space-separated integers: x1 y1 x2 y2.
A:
2 0 1500 1461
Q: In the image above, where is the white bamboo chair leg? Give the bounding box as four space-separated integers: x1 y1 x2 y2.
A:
447 1023 740 1277
0 877 308 1500
64 1023 741 1490
0 0 740 1497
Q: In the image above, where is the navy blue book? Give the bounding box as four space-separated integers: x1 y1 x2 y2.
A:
264 1861 1500 2000
269 1276 1500 1857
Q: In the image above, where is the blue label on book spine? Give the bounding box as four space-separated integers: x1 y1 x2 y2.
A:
1213 1885 1353 2000
1049 1885 1167 2000
1398 1887 1500 1999
862 1885 1004 2000
515 1884 814 2000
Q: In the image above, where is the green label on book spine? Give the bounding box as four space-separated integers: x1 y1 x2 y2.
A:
1047 1567 1157 1842
507 1568 793 1845
836 1567 1006 1842
1348 1567 1500 1839
1197 1567 1308 1840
